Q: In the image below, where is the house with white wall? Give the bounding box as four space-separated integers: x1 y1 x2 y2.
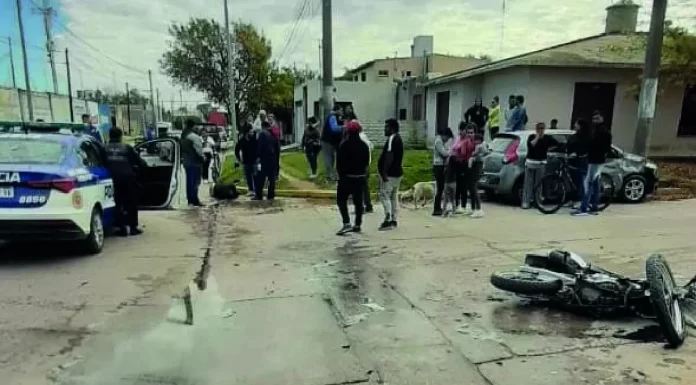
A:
423 1 696 157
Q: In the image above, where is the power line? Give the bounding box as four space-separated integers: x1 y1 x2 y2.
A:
28 0 148 76
285 0 320 60
277 0 312 63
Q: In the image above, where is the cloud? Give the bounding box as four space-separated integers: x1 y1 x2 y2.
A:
55 0 696 111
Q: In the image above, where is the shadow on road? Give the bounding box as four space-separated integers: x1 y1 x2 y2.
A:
0 240 91 266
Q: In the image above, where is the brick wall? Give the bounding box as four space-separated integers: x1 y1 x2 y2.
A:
362 120 427 149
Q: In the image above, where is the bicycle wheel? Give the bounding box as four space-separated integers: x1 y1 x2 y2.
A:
534 174 567 214
212 155 221 182
595 174 614 212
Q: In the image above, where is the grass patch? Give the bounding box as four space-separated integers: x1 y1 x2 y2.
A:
280 149 433 191
220 155 292 190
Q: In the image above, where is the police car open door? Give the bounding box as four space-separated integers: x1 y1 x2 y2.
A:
134 138 180 209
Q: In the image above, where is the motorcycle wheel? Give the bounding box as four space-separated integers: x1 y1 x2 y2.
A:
490 271 563 295
645 254 686 347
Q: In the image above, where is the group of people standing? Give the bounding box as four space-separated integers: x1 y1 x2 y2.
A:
233 111 281 201
432 122 488 218
301 105 404 235
519 111 612 215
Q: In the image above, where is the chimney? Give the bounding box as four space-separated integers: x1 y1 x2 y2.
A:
605 0 640 34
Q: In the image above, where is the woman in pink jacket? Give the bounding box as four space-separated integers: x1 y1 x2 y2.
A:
450 122 475 214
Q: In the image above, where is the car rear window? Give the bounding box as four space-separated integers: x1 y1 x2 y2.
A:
0 139 65 164
489 134 518 153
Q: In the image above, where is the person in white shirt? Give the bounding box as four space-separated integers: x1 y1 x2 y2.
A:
358 125 374 213
202 134 216 183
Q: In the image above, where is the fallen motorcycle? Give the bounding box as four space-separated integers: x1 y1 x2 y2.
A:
490 250 696 347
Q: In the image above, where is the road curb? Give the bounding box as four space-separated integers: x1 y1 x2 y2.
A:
235 186 337 199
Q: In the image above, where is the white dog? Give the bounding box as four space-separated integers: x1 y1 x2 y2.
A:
399 181 436 209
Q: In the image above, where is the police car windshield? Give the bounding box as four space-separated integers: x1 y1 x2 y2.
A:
0 138 65 164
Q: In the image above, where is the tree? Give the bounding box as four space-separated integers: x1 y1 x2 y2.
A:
83 89 149 105
160 18 291 121
604 21 696 96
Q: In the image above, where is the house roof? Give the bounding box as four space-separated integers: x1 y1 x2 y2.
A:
347 53 487 74
425 33 647 86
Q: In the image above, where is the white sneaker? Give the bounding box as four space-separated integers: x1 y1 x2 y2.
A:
464 205 473 215
309 174 317 179
471 210 484 218
454 206 463 214
247 191 255 197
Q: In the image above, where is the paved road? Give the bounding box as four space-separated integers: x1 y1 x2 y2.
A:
3 197 696 384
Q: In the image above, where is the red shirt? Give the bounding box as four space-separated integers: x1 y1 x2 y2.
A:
207 111 227 127
271 124 281 139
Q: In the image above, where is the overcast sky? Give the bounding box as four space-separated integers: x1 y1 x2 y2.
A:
1 0 695 111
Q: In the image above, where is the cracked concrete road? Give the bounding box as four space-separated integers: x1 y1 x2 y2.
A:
6 197 696 385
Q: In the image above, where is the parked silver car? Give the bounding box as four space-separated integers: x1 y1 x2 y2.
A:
478 130 659 203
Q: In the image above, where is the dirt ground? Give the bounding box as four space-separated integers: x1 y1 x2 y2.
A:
653 160 696 201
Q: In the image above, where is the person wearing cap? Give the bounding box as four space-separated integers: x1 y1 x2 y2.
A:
335 120 370 235
105 127 148 236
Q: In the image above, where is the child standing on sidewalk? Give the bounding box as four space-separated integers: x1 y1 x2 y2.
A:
441 156 458 217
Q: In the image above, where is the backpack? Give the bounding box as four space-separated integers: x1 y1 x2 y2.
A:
211 182 239 200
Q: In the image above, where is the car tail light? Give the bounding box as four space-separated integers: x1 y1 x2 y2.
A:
503 139 520 164
28 178 77 193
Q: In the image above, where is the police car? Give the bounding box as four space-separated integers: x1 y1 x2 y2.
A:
0 126 181 255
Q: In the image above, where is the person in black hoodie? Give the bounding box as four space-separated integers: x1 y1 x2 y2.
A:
105 127 148 236
254 121 281 201
321 105 343 182
335 120 370 235
234 121 258 196
566 118 590 206
572 120 612 216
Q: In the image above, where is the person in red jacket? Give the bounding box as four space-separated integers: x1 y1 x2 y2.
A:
268 113 281 140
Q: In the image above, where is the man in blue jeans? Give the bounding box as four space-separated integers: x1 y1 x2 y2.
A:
573 121 611 216
254 121 280 201
180 120 205 206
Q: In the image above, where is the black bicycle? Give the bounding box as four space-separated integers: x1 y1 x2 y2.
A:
534 156 614 214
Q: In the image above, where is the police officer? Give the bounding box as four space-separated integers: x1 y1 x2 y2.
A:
106 127 147 236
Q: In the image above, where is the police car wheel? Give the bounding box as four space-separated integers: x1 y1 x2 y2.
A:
82 208 104 255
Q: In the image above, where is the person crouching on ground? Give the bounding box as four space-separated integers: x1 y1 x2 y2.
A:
522 122 558 209
105 127 148 236
335 120 371 235
254 121 280 201
302 116 322 179
467 133 489 218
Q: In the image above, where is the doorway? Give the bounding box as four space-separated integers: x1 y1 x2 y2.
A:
436 91 450 133
571 82 616 129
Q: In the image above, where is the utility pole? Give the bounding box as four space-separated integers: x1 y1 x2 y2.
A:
321 0 333 120
633 0 668 157
156 88 161 121
7 37 25 122
148 70 156 125
15 0 34 121
224 0 238 132
170 94 174 122
36 0 58 93
125 82 132 135
179 89 183 112
65 49 74 122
